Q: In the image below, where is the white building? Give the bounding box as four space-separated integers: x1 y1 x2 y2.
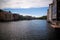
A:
47 3 53 23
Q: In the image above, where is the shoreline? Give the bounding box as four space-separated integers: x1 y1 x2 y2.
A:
0 19 47 22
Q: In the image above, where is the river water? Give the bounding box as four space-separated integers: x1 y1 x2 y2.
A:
0 20 60 40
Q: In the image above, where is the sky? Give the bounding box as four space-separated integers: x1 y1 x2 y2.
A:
0 0 53 17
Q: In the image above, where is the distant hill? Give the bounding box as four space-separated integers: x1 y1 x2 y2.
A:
38 16 47 20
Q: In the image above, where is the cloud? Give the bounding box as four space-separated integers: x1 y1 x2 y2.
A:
0 0 52 8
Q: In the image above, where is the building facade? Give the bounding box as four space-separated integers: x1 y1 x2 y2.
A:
52 0 57 21
47 3 53 23
47 0 60 28
0 9 13 21
13 14 20 21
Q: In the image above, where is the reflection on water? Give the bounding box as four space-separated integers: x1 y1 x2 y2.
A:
0 20 60 40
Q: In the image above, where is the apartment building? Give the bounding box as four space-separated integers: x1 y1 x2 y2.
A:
47 3 53 23
0 9 13 21
47 0 60 28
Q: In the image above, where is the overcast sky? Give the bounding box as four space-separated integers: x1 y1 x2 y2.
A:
0 0 52 8
0 0 52 17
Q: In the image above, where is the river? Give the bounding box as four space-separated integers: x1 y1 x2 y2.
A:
0 20 60 40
